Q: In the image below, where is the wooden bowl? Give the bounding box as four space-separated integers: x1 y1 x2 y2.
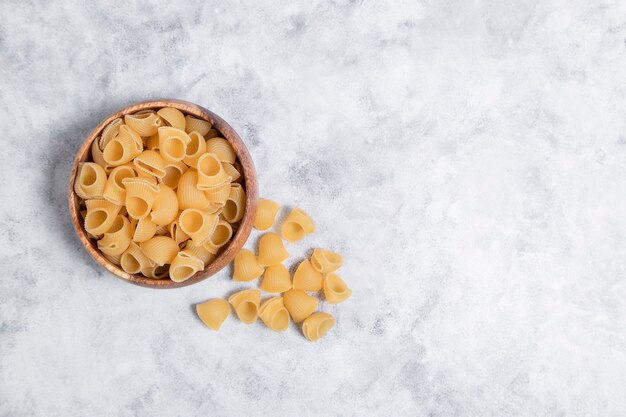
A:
68 99 258 288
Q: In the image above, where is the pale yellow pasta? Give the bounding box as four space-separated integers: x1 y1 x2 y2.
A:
258 296 290 332
310 248 343 274
157 107 186 130
222 162 241 183
122 177 159 219
169 218 190 244
124 111 162 136
196 299 229 331
260 264 292 293
141 264 169 279
196 153 231 190
84 199 121 236
120 241 155 274
158 127 191 162
205 182 231 206
145 133 160 150
184 115 212 136
257 232 289 267
99 118 124 150
102 253 121 266
182 131 207 168
206 137 236 164
103 126 143 166
282 289 318 323
169 250 204 282
232 249 263 281
302 312 335 342
323 273 352 304
133 150 166 178
178 208 218 245
91 138 113 172
74 162 107 199
228 289 261 324
139 236 179 266
222 184 246 223
202 220 232 254
292 259 323 292
254 199 280 231
102 165 135 205
176 170 212 210
97 215 132 256
150 184 178 225
281 208 315 242
160 160 188 189
132 217 157 242
135 169 159 184
184 240 215 267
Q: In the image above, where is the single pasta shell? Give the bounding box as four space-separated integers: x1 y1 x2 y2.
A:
302 312 335 342
139 236 179 266
260 264 292 293
257 233 289 267
160 160 188 189
222 184 246 223
197 153 231 190
182 131 207 168
102 165 135 205
133 217 157 243
177 169 212 210
203 220 233 254
84 199 121 236
280 208 315 242
310 248 343 274
124 111 162 137
169 250 204 282
122 177 159 219
222 162 241 183
158 126 191 162
228 289 261 324
150 184 179 226
133 150 166 179
178 209 219 245
120 241 155 274
196 299 229 331
75 162 107 199
254 199 280 231
97 215 132 256
91 138 113 172
99 118 123 150
258 296 290 332
232 249 264 281
206 137 236 164
184 240 215 267
184 115 212 136
157 107 186 130
323 273 352 304
282 290 318 323
102 125 142 166
292 259 323 292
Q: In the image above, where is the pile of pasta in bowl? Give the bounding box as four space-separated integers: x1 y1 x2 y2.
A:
74 107 246 282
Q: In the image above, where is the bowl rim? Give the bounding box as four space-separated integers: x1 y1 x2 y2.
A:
68 99 258 289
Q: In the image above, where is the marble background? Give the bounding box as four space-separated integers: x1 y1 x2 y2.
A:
2 0 626 415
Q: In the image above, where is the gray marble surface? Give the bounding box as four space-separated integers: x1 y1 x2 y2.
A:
2 0 626 416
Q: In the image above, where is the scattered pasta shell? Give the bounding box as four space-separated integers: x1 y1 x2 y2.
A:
150 184 179 226
122 177 159 219
260 264 292 293
228 289 261 324
124 111 162 137
120 241 155 274
183 131 208 168
97 215 132 256
203 220 233 254
257 233 289 267
103 125 143 166
132 217 157 243
178 208 219 246
75 162 107 199
254 199 280 231
302 312 335 342
282 290 318 323
160 160 188 189
139 236 179 266
196 299 229 331
184 115 212 136
206 137 236 164
258 296 290 332
157 107 186 130
197 153 231 190
222 184 246 223
169 250 204 282
133 150 166 179
292 259 323 292
184 240 215 267
281 208 315 242
84 199 122 236
141 264 169 279
323 273 352 304
176 169 212 210
310 248 343 274
232 249 264 281
103 165 135 205
158 127 191 162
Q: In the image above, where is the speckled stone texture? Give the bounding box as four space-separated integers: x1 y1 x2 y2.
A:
2 1 626 416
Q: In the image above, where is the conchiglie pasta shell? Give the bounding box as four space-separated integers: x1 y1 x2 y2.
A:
206 138 236 164
102 165 135 205
184 240 215 267
257 232 289 267
160 160 188 189
323 273 352 304
99 118 124 150
292 259 323 292
258 296 290 332
141 264 169 279
222 184 246 223
124 111 162 137
103 127 143 166
232 249 263 281
133 217 157 243
302 312 335 342
183 132 207 168
196 299 230 331
184 115 212 136
202 220 232 254
260 264 292 293
282 289 319 323
122 178 159 219
169 218 190 244
157 107 186 130
178 209 218 245
196 153 231 190
120 241 155 274
254 199 280 231
97 215 132 256
133 150 166 179
75 162 107 199
177 170 212 210
222 162 241 183
158 127 191 162
139 236 179 266
150 184 178 226
169 250 204 282
310 248 343 274
84 199 121 236
281 208 315 242
205 182 231 206
228 289 261 324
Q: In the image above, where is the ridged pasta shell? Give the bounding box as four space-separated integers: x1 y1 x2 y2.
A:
254 199 280 231
260 264 292 293
133 217 157 243
223 184 246 223
292 259 323 292
177 170 212 210
282 290 318 323
150 184 179 226
97 215 132 256
124 111 162 137
133 150 166 179
310 248 343 274
206 138 236 164
84 199 122 236
178 209 219 245
169 250 204 282
169 218 190 244
183 132 207 168
202 220 232 254
258 296 290 332
139 236 179 266
222 162 241 183
232 249 264 281
184 240 215 267
157 107 186 130
302 312 335 342
323 273 352 304
141 264 169 279
99 118 124 150
103 165 135 205
158 127 191 162
205 182 231 206
228 289 261 324
281 208 315 242
160 160 188 190
122 178 159 219
103 128 143 166
196 299 229 331
184 115 212 136
120 241 155 274
197 153 231 190
257 233 289 267
91 138 113 172
75 162 107 199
